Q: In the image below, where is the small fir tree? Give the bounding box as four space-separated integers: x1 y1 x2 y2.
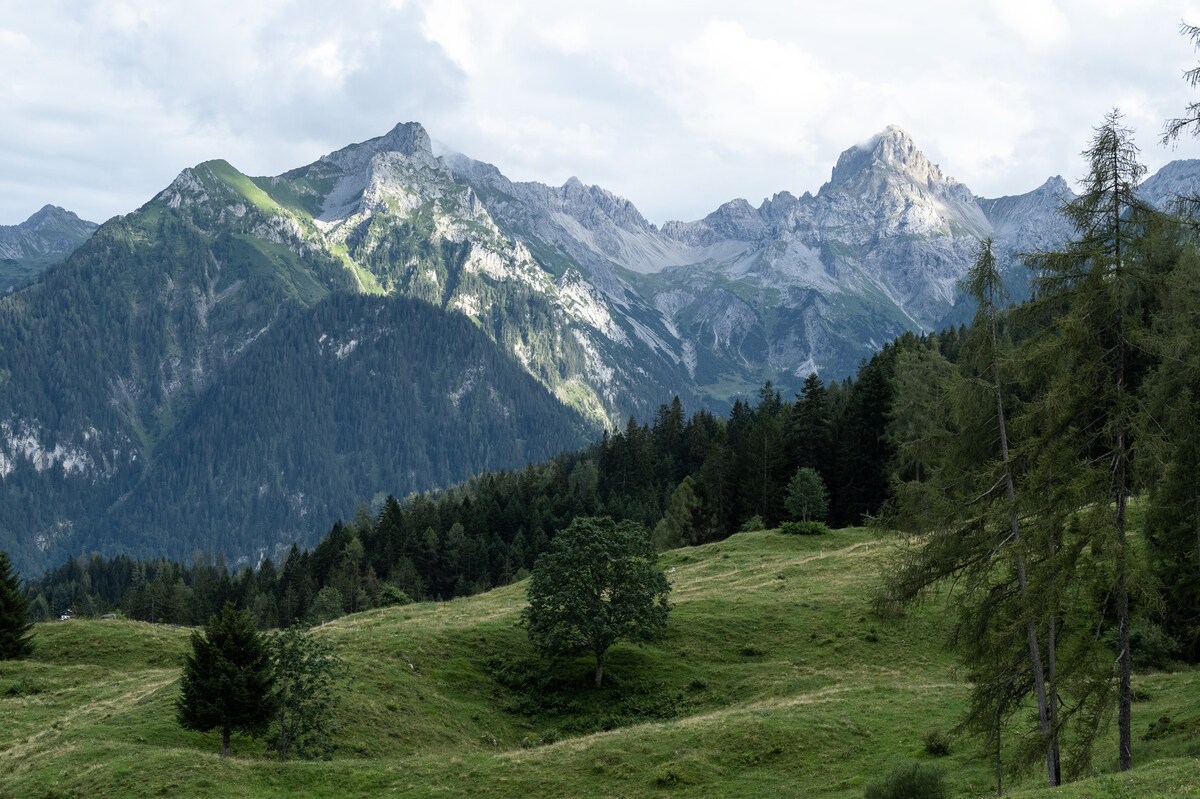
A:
0 551 33 659
177 603 277 757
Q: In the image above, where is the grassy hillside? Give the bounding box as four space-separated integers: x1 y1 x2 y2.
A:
2 528 1197 798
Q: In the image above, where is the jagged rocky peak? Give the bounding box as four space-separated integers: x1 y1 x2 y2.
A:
1040 174 1070 194
661 197 768 246
378 121 434 155
555 175 655 233
823 125 956 194
701 198 767 238
0 204 98 265
318 121 436 175
157 162 220 208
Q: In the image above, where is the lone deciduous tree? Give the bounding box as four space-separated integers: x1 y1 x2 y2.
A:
523 516 670 687
270 624 343 761
177 603 277 757
0 551 33 660
785 467 829 523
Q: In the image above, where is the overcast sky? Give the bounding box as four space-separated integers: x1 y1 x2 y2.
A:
5 0 1200 226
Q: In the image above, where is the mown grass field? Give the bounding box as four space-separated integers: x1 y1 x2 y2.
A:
2 528 1197 798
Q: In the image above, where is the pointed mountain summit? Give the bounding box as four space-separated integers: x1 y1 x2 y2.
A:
0 205 97 257
977 175 1074 262
20 205 93 233
0 204 99 291
820 125 981 220
823 125 951 192
317 121 434 174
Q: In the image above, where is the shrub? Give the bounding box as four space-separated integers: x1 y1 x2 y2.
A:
377 585 413 607
1130 622 1181 670
739 515 766 532
3 676 44 697
863 762 947 799
780 520 830 536
922 729 951 756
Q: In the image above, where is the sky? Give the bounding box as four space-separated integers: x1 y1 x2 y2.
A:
5 0 1200 226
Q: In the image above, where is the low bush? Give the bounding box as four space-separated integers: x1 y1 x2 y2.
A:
377 585 413 607
864 762 947 799
922 729 950 756
780 520 830 536
739 515 766 532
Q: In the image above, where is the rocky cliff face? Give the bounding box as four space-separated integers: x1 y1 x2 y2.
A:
449 125 1200 397
1139 159 1200 210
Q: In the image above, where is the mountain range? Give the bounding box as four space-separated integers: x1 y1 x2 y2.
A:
2 122 1197 573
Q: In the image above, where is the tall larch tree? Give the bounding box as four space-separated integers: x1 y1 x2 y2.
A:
1022 110 1159 772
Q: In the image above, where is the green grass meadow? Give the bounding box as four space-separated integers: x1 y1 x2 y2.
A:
2 528 1197 798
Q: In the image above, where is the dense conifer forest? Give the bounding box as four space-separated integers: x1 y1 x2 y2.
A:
22 330 928 627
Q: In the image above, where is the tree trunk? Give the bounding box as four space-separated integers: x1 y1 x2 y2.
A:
1117 485 1132 771
221 726 231 758
991 308 1058 787
1111 136 1132 772
594 650 606 688
1194 492 1200 596
994 702 1003 797
1047 544 1061 785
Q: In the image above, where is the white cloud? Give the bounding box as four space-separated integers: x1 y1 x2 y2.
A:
666 21 838 154
4 0 1200 226
991 0 1071 49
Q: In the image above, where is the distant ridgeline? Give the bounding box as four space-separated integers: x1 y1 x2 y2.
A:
23 327 938 627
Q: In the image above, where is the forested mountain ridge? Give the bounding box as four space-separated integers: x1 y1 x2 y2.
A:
0 205 97 292
0 140 594 573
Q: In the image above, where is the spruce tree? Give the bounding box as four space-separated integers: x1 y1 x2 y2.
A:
791 372 832 476
0 551 33 659
177 603 277 757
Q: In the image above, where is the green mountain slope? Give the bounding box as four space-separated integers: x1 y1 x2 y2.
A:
2 528 1195 798
0 176 589 571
